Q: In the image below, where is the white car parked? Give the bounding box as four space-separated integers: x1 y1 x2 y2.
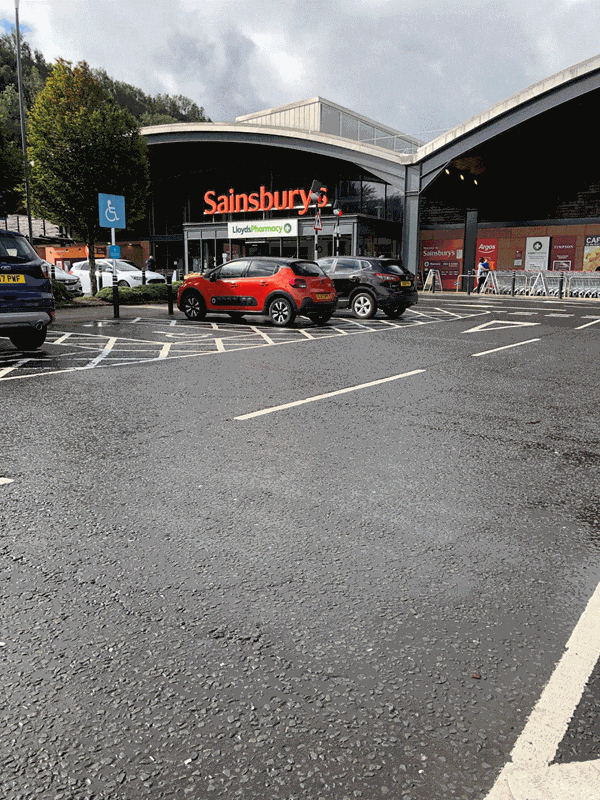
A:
70 259 166 294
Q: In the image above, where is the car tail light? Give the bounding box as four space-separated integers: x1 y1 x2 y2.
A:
375 273 400 282
41 263 50 279
290 278 307 289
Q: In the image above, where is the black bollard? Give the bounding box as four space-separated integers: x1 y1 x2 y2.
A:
167 271 174 316
511 271 516 296
112 271 120 319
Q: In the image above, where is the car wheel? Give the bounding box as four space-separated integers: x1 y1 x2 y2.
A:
351 291 377 319
383 306 407 319
181 290 206 321
117 280 129 287
308 312 332 326
9 327 47 350
268 296 296 327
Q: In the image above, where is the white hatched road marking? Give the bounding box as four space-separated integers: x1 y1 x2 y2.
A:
0 306 524 382
84 336 117 368
0 357 32 378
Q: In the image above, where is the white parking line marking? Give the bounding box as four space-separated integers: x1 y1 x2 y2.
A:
215 338 225 352
575 318 600 329
235 369 426 420
485 580 600 799
0 477 14 485
0 358 32 378
158 343 171 359
472 338 541 357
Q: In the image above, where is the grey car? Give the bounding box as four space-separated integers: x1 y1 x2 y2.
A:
46 262 84 296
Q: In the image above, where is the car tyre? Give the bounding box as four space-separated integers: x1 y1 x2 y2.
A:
268 296 296 327
308 312 332 325
181 290 207 321
351 291 377 319
383 306 406 319
9 327 47 350
117 280 129 287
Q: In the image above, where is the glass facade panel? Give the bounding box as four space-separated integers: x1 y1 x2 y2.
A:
321 105 341 136
375 136 394 150
341 113 359 140
358 121 374 141
340 180 361 214
362 181 385 218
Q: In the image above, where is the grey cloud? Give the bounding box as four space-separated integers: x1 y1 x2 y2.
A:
5 0 600 141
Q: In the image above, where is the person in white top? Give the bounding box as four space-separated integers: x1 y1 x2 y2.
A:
474 257 490 293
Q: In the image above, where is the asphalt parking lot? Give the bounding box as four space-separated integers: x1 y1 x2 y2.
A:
1 293 599 800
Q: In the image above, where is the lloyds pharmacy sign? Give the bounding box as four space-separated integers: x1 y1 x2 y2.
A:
227 218 298 239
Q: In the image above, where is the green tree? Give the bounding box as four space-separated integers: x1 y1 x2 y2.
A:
28 60 149 294
0 116 21 216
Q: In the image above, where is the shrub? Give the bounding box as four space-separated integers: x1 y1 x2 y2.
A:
96 281 182 304
51 279 75 304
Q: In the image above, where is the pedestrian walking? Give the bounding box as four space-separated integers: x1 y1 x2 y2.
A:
474 257 490 293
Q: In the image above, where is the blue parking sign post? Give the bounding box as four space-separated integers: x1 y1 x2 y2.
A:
98 194 126 319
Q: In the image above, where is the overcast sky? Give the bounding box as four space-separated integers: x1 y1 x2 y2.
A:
2 0 599 142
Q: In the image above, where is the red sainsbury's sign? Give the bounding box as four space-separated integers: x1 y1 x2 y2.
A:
204 185 328 216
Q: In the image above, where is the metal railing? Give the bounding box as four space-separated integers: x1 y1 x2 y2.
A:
478 270 600 298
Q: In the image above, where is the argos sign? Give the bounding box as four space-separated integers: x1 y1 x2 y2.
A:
204 185 328 216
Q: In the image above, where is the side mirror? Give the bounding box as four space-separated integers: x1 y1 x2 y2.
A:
208 271 218 282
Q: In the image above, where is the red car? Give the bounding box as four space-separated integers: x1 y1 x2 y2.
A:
177 257 337 327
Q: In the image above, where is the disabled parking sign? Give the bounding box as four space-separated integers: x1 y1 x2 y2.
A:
98 193 126 229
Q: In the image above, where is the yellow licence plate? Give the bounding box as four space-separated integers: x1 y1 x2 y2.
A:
316 293 331 300
400 280 412 287
0 274 25 283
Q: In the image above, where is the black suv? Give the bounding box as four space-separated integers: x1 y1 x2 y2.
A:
0 229 55 350
316 257 418 319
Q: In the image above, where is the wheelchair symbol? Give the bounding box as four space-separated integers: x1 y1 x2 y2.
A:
105 200 120 223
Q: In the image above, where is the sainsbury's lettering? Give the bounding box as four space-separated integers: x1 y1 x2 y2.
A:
203 185 327 216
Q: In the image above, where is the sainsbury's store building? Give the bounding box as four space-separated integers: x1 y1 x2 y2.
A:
140 55 600 289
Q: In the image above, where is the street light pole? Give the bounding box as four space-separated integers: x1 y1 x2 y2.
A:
309 179 323 259
14 0 33 242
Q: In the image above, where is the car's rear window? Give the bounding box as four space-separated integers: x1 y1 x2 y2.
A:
372 260 410 276
0 233 40 265
290 261 326 276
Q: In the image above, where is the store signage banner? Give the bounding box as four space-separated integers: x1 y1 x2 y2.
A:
550 236 576 271
421 239 462 290
525 237 550 270
583 235 600 271
227 218 298 239
477 238 498 269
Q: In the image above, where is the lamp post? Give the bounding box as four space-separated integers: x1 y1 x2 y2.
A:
309 179 323 259
14 0 33 242
332 200 342 256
